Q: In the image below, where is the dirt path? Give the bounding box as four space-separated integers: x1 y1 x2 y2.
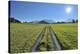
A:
31 27 46 52
31 26 62 52
48 26 62 50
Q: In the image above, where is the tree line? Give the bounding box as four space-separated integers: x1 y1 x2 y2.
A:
9 17 78 24
57 19 78 24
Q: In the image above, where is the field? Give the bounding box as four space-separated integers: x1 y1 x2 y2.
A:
10 23 45 53
51 23 78 49
10 23 78 53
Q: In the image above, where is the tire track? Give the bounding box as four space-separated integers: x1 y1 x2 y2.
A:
48 26 62 50
30 25 62 52
31 26 46 52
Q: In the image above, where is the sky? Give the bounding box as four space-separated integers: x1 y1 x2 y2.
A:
10 1 78 22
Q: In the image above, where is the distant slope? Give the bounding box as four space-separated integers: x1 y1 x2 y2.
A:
38 20 49 24
10 17 21 23
31 20 55 24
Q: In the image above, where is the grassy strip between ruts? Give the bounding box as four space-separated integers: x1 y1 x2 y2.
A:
39 26 54 51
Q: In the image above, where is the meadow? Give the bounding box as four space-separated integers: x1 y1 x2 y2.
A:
51 23 78 49
10 23 45 53
10 23 78 53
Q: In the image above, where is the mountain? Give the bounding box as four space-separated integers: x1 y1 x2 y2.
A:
43 19 55 23
38 20 49 24
10 17 21 23
30 19 55 24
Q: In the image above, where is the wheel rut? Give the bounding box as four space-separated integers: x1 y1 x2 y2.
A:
30 25 62 52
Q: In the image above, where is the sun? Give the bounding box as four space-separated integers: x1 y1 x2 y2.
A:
66 7 72 14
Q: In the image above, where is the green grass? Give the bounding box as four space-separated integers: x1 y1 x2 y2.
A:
10 23 45 53
51 23 78 50
10 23 78 53
39 26 54 51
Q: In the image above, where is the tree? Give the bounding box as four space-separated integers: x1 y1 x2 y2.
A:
72 19 75 23
76 19 78 23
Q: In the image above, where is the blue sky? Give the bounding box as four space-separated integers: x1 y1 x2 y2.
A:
10 1 78 22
